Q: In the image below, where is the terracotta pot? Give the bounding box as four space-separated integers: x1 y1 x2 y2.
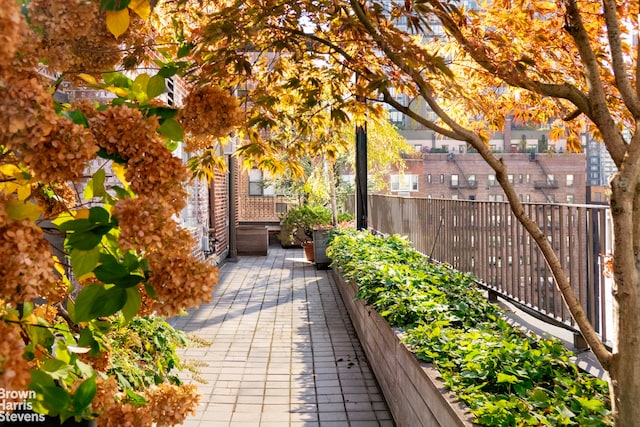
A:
302 241 315 262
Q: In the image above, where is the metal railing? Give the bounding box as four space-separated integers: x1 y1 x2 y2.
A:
364 194 614 346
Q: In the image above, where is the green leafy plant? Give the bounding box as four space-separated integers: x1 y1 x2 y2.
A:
279 204 332 245
327 229 612 426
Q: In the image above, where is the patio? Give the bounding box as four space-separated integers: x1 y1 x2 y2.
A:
171 245 394 427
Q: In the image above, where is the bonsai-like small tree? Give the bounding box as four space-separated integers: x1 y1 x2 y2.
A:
279 204 332 246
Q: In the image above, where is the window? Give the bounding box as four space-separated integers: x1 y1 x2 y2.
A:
440 174 445 184
390 174 418 192
468 174 476 186
249 168 275 196
566 174 574 186
488 174 497 186
508 174 514 184
567 195 575 203
518 174 524 183
547 174 555 185
427 174 432 184
451 174 459 187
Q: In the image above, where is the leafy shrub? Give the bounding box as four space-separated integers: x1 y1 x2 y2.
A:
327 229 612 426
280 204 332 243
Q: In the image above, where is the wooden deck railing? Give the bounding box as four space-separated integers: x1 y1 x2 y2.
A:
359 194 613 346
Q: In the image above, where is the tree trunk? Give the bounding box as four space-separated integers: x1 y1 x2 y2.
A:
607 172 640 426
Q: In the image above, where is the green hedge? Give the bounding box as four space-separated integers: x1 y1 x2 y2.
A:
327 229 611 426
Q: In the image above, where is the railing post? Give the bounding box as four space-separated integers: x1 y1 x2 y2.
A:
355 98 368 231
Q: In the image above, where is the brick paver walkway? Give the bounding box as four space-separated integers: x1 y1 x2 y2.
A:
173 245 395 427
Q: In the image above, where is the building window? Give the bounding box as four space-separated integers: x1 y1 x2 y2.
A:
249 168 275 196
488 174 497 186
440 174 445 184
468 174 476 187
427 174 432 184
566 174 574 186
390 174 419 192
451 174 459 187
567 195 575 203
508 174 514 184
547 174 555 185
518 174 524 183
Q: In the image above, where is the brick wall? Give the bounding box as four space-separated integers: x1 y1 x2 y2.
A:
237 166 290 222
384 152 587 203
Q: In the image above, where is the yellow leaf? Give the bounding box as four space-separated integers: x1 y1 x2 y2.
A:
105 86 130 98
75 208 90 219
5 200 43 221
77 73 99 86
129 0 151 20
0 164 21 177
17 183 31 201
112 162 130 189
106 9 130 39
53 256 66 276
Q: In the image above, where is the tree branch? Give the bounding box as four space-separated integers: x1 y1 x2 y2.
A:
602 0 640 118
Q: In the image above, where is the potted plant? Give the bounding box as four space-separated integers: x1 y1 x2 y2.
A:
278 204 332 260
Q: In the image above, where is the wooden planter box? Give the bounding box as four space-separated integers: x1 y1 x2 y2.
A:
312 228 332 269
236 225 269 256
332 269 477 427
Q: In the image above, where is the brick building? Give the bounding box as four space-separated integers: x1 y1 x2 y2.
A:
384 152 587 203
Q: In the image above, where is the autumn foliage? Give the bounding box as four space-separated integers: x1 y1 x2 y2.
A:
0 0 242 424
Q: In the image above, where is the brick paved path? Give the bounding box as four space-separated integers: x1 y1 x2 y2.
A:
173 246 394 427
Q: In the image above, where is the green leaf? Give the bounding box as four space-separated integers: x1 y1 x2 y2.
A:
65 109 89 127
496 372 518 384
103 72 132 88
132 73 150 102
70 247 101 278
158 118 184 141
89 206 111 224
42 359 74 381
147 75 166 99
84 169 107 200
42 385 71 413
96 287 127 317
122 287 142 323
100 0 131 11
158 65 178 78
177 42 194 58
72 376 97 412
67 231 103 251
58 218 93 232
124 388 148 406
77 328 97 349
74 284 107 322
577 397 605 411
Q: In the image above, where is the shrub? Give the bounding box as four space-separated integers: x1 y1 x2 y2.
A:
327 229 612 426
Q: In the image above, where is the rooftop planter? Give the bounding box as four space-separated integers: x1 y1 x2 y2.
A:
278 204 332 250
327 229 612 427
